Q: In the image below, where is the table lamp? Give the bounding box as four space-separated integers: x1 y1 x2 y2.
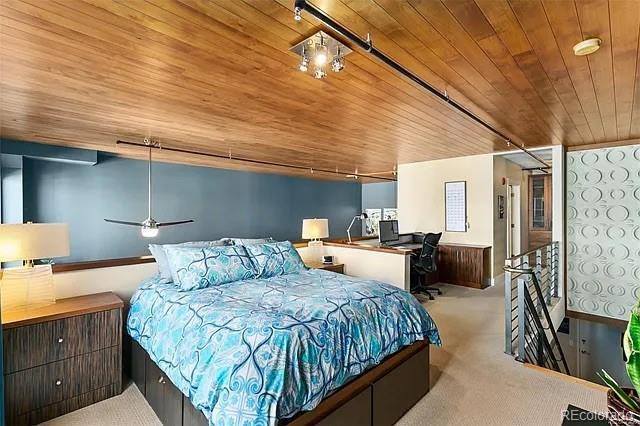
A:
0 222 70 312
302 218 329 263
346 212 368 243
302 218 329 248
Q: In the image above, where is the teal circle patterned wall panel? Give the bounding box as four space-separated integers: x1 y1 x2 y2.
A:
567 144 640 321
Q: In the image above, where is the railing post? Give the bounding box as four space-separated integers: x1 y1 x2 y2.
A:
546 244 554 301
504 259 513 355
552 242 559 298
535 249 542 307
536 330 545 367
517 275 526 362
522 255 533 312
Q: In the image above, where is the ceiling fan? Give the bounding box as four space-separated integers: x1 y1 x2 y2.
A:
104 138 193 238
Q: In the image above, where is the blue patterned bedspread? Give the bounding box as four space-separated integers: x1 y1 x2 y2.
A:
127 269 440 425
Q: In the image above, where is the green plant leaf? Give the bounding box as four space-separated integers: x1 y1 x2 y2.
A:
599 370 640 412
628 352 640 397
626 300 640 395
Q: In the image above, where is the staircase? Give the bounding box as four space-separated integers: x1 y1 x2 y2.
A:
504 242 570 375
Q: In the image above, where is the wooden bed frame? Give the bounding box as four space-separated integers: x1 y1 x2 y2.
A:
130 339 430 426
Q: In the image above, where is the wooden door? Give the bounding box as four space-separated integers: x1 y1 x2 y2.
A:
528 174 552 249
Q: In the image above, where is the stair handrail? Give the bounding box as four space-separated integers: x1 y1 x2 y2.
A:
503 265 570 375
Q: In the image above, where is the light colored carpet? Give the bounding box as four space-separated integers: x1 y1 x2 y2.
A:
42 281 607 425
40 382 160 426
397 282 607 426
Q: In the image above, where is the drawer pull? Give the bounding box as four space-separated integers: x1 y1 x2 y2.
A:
55 379 62 386
57 337 64 343
158 376 166 385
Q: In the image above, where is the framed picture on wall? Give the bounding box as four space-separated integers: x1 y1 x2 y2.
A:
498 195 505 219
445 181 467 232
364 208 382 236
383 208 397 220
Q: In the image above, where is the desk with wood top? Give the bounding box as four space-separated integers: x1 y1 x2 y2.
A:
321 238 491 290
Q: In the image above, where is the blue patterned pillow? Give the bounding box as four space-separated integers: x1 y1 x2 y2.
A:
149 239 231 281
164 245 255 290
245 241 307 279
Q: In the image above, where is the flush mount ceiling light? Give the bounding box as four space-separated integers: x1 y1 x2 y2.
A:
290 31 352 79
573 38 602 56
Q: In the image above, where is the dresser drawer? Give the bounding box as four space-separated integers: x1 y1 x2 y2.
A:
5 346 121 420
3 308 121 374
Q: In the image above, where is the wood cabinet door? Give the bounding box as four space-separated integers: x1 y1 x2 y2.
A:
145 358 183 426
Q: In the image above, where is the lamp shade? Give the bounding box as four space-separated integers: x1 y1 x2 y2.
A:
302 218 329 240
0 223 70 262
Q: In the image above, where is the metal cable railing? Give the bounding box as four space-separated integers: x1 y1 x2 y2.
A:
504 242 565 374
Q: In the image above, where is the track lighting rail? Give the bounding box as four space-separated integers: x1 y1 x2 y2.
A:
293 0 551 169
115 140 396 181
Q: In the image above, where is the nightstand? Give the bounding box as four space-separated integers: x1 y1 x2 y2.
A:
306 262 345 274
2 292 124 425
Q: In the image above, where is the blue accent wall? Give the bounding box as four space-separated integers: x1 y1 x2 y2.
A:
22 153 362 263
362 182 397 210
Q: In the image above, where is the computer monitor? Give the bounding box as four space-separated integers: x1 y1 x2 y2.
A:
378 219 399 244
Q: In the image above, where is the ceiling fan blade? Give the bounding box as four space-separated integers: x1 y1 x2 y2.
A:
104 219 144 226
157 220 194 227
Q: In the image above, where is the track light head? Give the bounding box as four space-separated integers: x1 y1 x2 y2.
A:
293 6 302 21
299 56 310 72
331 46 344 72
331 56 344 72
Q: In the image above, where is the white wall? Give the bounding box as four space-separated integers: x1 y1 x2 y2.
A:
53 263 158 302
398 154 495 274
398 154 494 244
492 156 528 279
297 245 409 290
51 245 411 303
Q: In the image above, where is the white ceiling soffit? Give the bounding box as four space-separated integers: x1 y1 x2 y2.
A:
500 149 553 170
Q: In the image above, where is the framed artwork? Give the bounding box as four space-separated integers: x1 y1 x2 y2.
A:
364 208 382 236
498 195 505 219
383 208 398 220
445 181 467 232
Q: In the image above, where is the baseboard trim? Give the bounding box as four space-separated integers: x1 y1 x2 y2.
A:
523 364 608 392
492 273 505 287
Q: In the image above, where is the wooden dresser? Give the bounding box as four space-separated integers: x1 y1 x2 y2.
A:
2 292 124 425
438 244 492 289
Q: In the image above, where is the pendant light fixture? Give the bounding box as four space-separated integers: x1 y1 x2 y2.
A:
104 138 194 237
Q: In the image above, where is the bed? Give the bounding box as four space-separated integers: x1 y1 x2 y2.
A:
127 268 440 425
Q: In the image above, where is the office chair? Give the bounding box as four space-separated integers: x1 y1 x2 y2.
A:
410 232 442 301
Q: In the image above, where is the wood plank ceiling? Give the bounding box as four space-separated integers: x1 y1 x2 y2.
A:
1 0 639 180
